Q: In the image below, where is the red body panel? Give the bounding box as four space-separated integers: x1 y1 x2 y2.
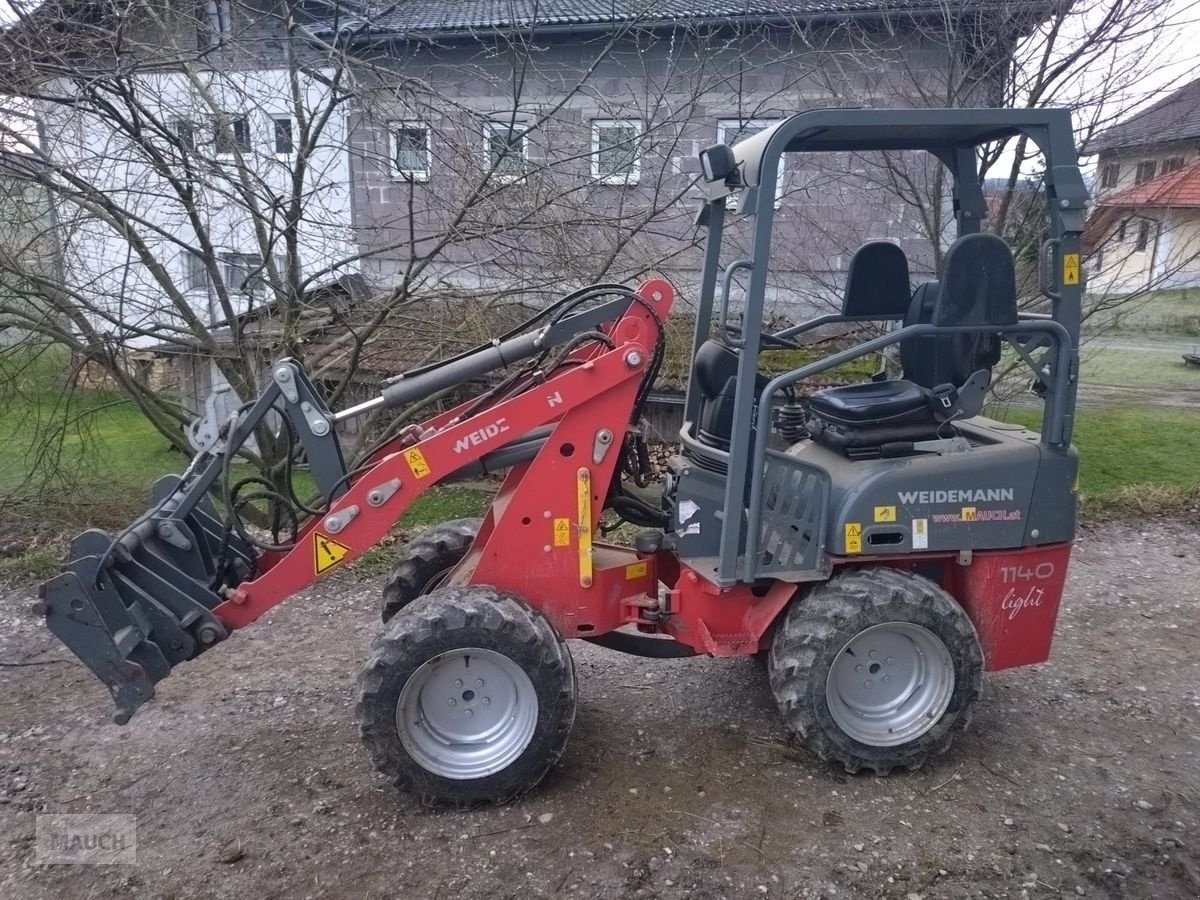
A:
947 543 1072 670
213 279 675 629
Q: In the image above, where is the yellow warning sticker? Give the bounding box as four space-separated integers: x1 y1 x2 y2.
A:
844 522 862 554
874 505 897 523
553 517 571 547
625 560 649 580
403 447 431 479
313 532 351 575
1063 253 1080 285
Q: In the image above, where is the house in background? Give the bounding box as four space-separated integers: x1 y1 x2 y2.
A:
1085 76 1200 294
321 0 1057 319
5 0 1058 420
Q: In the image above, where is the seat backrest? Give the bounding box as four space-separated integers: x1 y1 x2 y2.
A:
842 241 912 318
900 233 1016 388
690 340 769 451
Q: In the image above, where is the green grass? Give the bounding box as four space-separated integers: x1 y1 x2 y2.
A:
0 345 495 581
0 348 183 529
1078 343 1200 390
996 405 1200 509
1090 288 1200 336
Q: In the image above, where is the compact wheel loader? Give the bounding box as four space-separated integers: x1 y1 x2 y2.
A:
41 108 1090 806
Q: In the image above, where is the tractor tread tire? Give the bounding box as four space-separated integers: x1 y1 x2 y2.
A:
768 567 983 776
381 518 481 623
357 584 576 808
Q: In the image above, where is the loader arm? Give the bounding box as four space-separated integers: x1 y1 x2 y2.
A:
40 280 674 724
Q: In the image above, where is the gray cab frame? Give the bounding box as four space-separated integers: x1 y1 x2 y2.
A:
678 107 1089 585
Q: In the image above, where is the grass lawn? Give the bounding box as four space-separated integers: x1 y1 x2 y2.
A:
1091 287 1200 336
1077 342 1200 390
995 404 1200 513
0 346 495 580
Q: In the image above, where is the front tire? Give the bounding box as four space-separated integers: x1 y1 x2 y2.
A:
381 518 481 623
768 567 982 775
357 585 576 807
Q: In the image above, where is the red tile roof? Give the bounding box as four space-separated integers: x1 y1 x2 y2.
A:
1097 162 1200 209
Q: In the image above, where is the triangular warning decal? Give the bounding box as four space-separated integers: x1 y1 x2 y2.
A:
313 532 351 574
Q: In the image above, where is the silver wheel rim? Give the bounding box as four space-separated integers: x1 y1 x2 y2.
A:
825 622 955 747
397 648 538 780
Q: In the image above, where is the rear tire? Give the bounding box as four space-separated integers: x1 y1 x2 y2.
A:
357 585 576 807
768 567 982 775
381 518 481 623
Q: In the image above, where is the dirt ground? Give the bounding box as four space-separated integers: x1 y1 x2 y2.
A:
0 522 1197 900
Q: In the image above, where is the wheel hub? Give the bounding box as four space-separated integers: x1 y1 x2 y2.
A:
396 647 538 779
825 622 955 747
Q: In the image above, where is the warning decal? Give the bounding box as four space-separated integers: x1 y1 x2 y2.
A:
844 522 862 555
553 517 571 547
912 518 929 550
625 560 649 580
1062 253 1080 285
314 532 351 575
874 505 896 523
403 447 431 479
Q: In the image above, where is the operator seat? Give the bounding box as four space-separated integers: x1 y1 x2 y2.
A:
688 241 910 462
807 232 1017 451
691 339 769 453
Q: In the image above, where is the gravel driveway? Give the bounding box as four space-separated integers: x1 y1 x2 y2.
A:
0 522 1197 899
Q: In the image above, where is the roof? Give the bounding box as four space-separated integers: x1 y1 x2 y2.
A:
1086 76 1200 154
1082 162 1200 253
310 0 1052 39
1096 161 1200 210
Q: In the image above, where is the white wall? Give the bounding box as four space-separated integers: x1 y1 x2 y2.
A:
39 67 356 350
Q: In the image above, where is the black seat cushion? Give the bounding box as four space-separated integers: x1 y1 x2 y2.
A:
808 379 932 425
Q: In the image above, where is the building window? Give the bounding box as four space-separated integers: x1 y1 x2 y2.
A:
214 116 250 157
273 117 294 156
717 118 783 208
197 0 231 49
1135 221 1152 253
591 119 642 185
1135 160 1157 184
390 122 431 181
222 252 265 294
173 120 197 153
187 252 210 292
484 120 527 182
1161 156 1186 174
1117 219 1127 242
1100 164 1119 188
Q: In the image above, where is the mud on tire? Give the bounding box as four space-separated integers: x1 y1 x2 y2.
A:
768 567 983 775
381 518 481 623
357 585 576 807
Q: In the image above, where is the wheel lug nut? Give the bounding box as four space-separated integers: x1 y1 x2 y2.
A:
465 709 474 717
482 697 490 705
883 675 891 683
855 665 863 672
868 650 877 659
455 679 463 687
476 679 484 687
448 698 456 706
865 681 873 688
886 657 894 664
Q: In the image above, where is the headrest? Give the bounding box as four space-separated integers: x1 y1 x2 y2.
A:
691 339 740 398
843 241 911 318
934 233 1018 327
